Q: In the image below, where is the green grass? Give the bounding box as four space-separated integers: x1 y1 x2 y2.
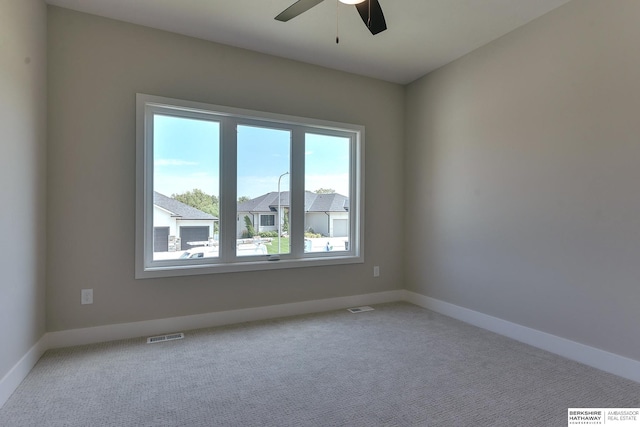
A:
266 237 290 254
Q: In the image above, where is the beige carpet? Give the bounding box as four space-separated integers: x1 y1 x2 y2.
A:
1 302 638 426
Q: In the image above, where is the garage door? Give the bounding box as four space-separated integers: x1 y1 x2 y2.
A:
180 226 209 250
153 227 170 252
332 219 348 237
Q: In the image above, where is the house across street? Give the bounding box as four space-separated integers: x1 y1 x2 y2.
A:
237 191 349 238
153 191 350 258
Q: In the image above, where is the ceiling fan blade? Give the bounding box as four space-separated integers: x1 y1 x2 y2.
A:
355 0 387 35
275 0 325 22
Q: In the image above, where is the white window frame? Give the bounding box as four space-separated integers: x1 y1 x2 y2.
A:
135 94 364 278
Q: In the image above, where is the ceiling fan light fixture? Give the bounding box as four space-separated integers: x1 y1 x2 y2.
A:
275 0 386 35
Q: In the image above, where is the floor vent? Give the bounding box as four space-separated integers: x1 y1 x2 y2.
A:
347 306 375 314
147 333 184 344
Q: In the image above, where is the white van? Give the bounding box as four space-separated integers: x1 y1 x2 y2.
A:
179 243 267 259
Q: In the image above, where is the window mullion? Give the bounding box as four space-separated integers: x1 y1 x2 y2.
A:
352 132 363 257
290 126 305 258
219 117 238 263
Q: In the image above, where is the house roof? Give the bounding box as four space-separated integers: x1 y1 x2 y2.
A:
153 192 218 220
237 191 348 213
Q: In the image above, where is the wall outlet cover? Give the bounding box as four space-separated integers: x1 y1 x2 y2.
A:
81 289 93 305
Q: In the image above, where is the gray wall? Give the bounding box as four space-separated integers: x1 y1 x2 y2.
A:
405 0 640 361
47 7 405 331
0 0 47 379
9 0 637 378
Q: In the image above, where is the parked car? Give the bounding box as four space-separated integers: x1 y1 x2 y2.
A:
178 247 218 259
236 242 268 256
179 242 267 259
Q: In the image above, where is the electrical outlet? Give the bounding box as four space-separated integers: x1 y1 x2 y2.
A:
81 289 93 305
373 266 380 277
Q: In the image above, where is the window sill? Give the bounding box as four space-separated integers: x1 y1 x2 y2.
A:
135 254 364 279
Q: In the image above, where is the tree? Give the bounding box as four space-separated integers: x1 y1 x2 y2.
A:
314 188 335 194
243 215 256 238
282 208 289 234
172 189 219 217
238 196 251 203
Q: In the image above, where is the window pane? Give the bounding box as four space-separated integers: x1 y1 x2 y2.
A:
236 124 291 257
152 114 220 261
304 133 350 253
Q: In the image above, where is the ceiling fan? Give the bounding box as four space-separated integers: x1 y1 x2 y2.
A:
275 0 387 36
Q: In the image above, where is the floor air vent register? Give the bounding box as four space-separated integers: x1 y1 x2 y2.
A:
147 333 185 344
347 306 375 313
144 308 374 343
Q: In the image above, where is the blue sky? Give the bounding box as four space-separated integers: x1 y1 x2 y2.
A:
153 115 350 199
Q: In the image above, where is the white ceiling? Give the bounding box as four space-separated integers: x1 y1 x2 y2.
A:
45 0 571 84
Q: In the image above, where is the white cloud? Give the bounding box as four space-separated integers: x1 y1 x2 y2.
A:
155 172 349 200
154 173 219 196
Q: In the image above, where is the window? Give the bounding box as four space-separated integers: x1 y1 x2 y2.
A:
260 215 275 227
136 94 364 278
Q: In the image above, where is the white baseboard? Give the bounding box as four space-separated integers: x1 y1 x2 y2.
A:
3 288 638 411
0 337 48 409
0 290 403 409
403 290 640 383
45 290 405 349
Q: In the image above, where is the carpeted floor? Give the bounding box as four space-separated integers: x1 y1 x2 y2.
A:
1 302 638 426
